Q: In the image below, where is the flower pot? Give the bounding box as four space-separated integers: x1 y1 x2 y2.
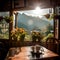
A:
31 51 35 57
35 51 40 58
20 34 25 42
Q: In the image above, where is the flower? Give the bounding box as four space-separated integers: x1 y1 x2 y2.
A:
31 31 43 42
11 28 26 41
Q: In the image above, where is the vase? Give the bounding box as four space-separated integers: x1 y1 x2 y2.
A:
20 34 25 42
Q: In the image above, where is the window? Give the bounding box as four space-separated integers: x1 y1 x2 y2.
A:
0 12 9 39
13 8 54 42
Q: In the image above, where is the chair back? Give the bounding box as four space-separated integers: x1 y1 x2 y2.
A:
46 37 59 53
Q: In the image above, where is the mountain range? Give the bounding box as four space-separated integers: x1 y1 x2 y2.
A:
17 13 53 33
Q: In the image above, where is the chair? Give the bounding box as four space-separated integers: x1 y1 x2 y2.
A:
46 37 59 53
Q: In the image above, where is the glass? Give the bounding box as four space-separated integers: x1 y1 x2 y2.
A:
40 47 44 54
14 8 54 42
0 12 9 39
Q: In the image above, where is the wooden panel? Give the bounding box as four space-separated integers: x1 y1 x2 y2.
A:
26 0 52 8
13 0 53 10
38 0 52 8
0 0 60 11
26 0 39 7
14 0 24 8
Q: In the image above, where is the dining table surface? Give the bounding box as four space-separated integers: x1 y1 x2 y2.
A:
5 45 59 60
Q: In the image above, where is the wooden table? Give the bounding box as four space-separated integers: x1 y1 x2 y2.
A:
5 46 59 60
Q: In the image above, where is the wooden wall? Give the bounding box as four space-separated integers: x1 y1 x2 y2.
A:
0 0 60 11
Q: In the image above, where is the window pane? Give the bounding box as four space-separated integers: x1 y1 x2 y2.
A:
0 12 9 39
14 8 54 42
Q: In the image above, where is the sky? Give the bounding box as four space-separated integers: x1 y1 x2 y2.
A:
16 7 53 26
17 8 53 18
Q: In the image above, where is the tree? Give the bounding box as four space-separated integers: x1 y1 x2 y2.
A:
45 24 53 36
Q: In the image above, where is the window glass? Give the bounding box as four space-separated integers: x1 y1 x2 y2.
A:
14 8 54 42
0 12 9 39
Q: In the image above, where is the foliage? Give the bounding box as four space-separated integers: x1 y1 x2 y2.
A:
48 14 57 20
0 16 13 23
4 16 13 23
42 33 54 42
45 24 53 36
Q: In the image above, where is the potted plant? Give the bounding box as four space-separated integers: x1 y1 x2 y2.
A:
11 28 18 41
19 28 26 42
31 31 37 42
31 31 42 42
11 28 26 42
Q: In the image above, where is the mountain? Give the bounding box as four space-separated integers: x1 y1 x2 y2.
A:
50 20 54 26
17 13 52 33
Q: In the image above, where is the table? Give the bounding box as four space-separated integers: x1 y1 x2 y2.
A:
5 46 59 60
